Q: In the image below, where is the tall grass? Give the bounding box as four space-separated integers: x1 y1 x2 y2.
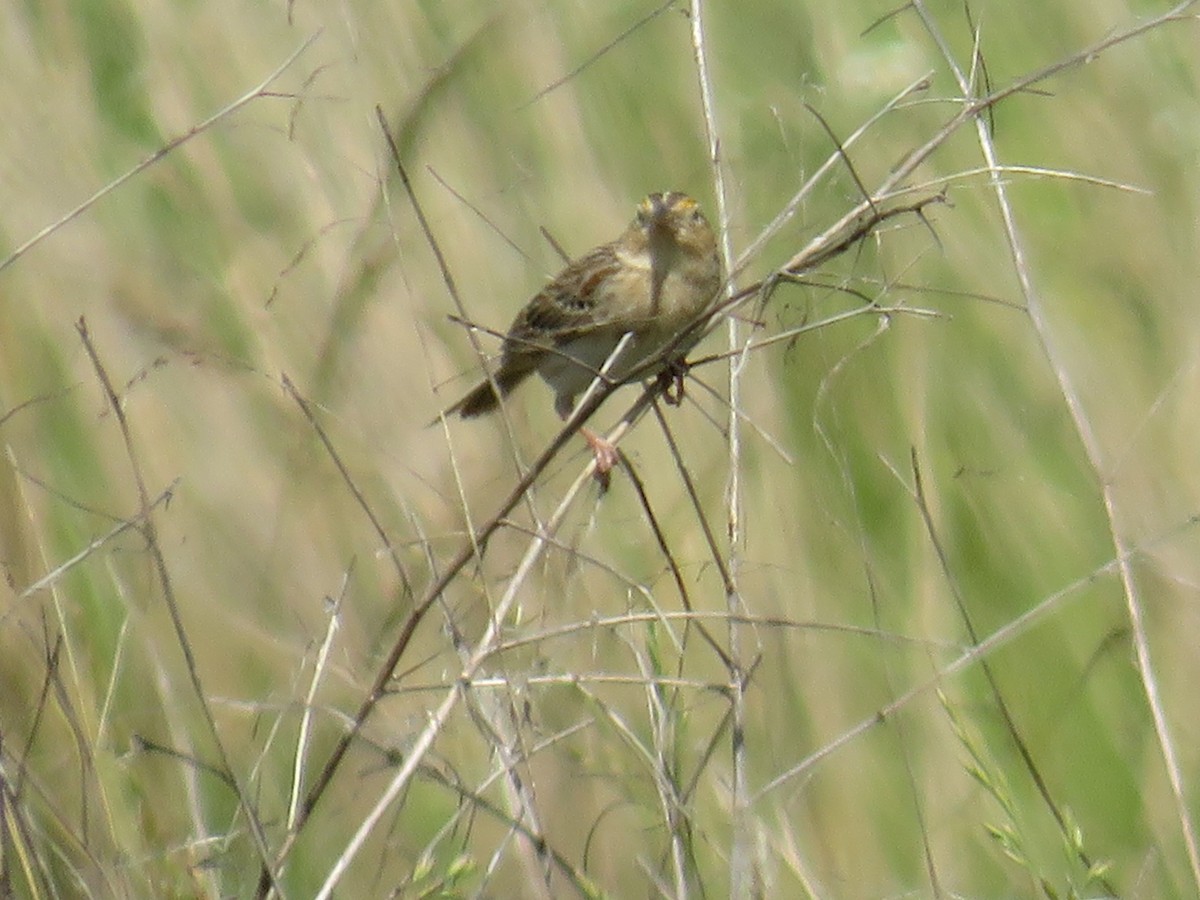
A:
2 0 1198 896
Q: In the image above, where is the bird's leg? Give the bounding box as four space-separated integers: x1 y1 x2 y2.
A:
580 427 619 490
557 393 619 489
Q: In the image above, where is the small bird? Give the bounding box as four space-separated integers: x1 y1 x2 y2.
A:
444 191 722 477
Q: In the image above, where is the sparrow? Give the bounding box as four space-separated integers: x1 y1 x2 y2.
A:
445 191 722 478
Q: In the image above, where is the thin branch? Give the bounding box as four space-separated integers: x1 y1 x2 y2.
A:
12 482 177 605
911 0 1200 888
281 374 414 599
519 0 679 108
903 449 1115 895
620 447 732 670
285 566 351 832
311 432 605 899
752 512 1200 803
0 33 321 275
75 319 279 892
688 2 752 888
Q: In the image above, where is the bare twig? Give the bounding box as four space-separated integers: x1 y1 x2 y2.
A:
903 449 1115 895
75 319 279 892
519 0 679 108
752 511 1200 803
12 482 177 605
281 374 414 599
285 566 351 832
257 5 1198 893
311 436 605 899
0 33 320 275
911 0 1200 888
686 0 752 892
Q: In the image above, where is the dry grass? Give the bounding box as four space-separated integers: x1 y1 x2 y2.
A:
2 0 1199 896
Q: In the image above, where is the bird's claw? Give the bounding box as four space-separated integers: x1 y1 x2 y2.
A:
660 359 688 406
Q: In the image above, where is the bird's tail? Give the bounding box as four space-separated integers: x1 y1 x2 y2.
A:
442 367 527 419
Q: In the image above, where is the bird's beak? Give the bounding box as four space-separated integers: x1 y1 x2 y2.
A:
645 194 671 233
648 195 676 241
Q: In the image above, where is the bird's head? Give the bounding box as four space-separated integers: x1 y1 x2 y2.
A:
630 192 716 261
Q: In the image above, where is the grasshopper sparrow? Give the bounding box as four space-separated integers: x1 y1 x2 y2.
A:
445 191 721 476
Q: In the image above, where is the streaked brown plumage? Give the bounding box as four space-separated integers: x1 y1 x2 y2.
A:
445 191 722 474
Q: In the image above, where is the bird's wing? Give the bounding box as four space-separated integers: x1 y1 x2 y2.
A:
500 243 623 362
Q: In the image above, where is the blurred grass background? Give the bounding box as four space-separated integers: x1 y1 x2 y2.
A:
2 0 1199 896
